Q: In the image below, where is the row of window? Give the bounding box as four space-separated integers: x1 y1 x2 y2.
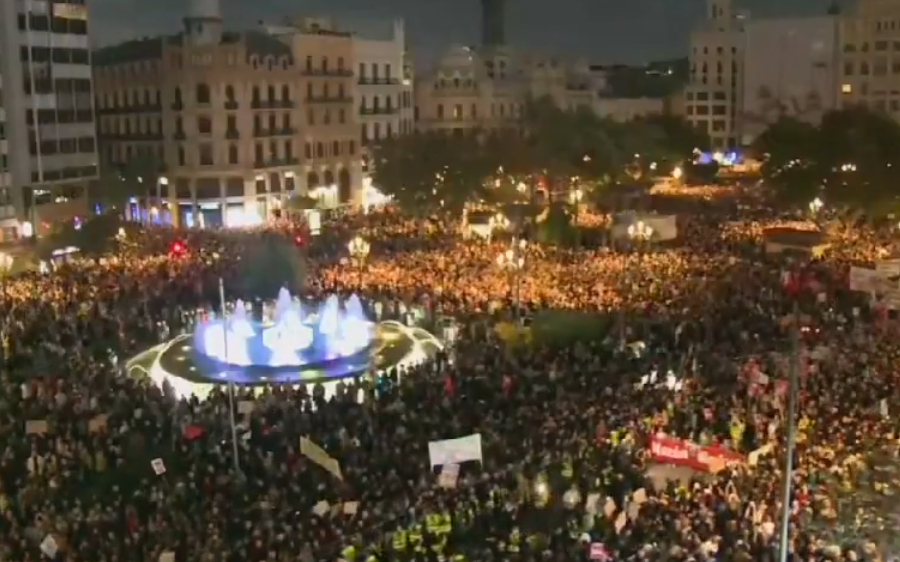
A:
359 93 413 112
844 40 900 53
17 13 88 36
687 117 730 133
169 139 358 168
25 109 93 126
432 102 520 120
361 120 415 144
843 60 900 76
690 61 739 75
685 104 729 116
20 46 89 65
24 77 92 96
31 136 96 156
685 90 728 102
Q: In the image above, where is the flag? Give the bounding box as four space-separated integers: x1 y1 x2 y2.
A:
183 425 205 441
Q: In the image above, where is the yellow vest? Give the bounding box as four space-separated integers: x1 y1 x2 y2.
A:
392 531 407 550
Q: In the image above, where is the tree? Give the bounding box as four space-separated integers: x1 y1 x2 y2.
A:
753 116 821 205
92 153 165 213
369 131 493 212
756 107 900 215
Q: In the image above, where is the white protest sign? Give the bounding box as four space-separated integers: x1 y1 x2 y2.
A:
40 535 58 558
238 400 255 415
151 458 166 475
428 433 483 467
343 501 359 515
438 463 460 488
312 500 330 516
159 552 175 562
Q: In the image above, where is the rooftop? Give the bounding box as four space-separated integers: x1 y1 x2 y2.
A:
93 30 293 66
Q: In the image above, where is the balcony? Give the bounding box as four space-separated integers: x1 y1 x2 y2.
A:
225 129 240 139
254 157 296 168
301 68 354 77
253 127 274 137
359 107 399 115
306 95 353 105
280 126 297 135
224 100 239 110
97 103 163 115
279 99 295 109
171 100 183 111
100 132 164 142
173 130 186 140
250 99 279 110
358 77 400 86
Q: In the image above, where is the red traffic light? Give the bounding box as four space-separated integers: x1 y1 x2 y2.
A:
170 240 187 256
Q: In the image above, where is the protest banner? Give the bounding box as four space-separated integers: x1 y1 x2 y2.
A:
427 433 483 467
649 433 745 473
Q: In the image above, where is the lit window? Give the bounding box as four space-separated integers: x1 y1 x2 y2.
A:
842 83 852 94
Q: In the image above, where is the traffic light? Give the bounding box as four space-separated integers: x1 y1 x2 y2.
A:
170 240 187 257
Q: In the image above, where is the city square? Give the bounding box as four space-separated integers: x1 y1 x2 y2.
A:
2 0 900 561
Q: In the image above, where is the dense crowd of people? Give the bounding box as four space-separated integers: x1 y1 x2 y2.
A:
2 192 900 562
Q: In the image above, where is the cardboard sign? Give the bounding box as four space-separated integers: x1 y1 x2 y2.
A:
151 458 166 475
632 488 647 504
312 500 329 516
40 534 58 558
159 552 175 562
343 501 359 515
26 420 48 435
238 401 255 415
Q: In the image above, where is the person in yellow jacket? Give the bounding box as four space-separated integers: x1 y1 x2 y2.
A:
392 528 408 552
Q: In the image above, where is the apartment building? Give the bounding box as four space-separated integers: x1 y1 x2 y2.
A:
838 0 900 117
353 20 414 148
414 0 592 133
95 1 362 227
0 0 98 239
685 0 745 149
741 16 838 143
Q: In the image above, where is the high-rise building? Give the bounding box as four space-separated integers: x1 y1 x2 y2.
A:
481 0 506 48
0 0 98 240
95 1 362 227
741 16 839 143
684 0 745 148
837 0 900 117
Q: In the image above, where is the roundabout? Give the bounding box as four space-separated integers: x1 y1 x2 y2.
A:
126 289 444 400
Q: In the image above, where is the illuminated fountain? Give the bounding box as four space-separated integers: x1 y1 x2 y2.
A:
126 289 444 400
193 288 374 373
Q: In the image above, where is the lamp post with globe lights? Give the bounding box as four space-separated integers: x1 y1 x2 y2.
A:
496 239 527 320
570 188 583 246
347 236 370 289
628 220 654 247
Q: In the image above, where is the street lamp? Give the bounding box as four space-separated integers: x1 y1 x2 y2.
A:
809 197 824 214
627 220 654 243
672 166 683 181
347 235 370 289
570 189 583 246
496 238 527 320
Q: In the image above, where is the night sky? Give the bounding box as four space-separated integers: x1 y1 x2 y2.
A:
91 0 842 64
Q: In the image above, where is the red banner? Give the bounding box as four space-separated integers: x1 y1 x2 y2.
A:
649 433 745 473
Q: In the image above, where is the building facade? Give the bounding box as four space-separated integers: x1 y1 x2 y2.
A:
684 0 745 149
95 1 362 227
741 16 839 143
838 0 900 118
353 20 414 147
0 0 98 239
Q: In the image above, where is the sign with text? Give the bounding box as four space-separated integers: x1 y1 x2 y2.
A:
649 433 745 473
